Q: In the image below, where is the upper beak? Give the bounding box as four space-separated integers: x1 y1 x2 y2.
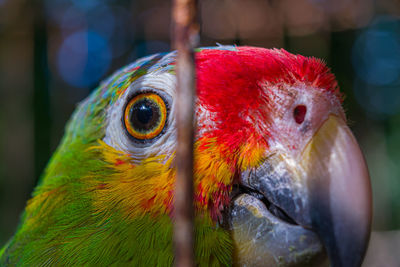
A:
229 115 372 267
302 115 372 266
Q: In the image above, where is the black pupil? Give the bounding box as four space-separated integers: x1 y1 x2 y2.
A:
129 99 160 132
136 103 153 124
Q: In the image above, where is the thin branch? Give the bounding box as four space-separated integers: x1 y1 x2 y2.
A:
172 0 199 267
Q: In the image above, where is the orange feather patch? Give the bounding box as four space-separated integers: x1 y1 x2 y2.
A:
87 136 267 222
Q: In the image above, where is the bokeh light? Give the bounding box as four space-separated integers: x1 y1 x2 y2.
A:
56 2 133 65
59 6 87 32
105 6 132 58
2 0 400 264
353 80 400 117
352 16 400 116
69 0 99 11
86 5 116 39
57 30 111 88
51 0 134 88
352 17 400 86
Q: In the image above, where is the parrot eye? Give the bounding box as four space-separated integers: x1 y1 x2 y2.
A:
293 105 307 124
124 93 167 140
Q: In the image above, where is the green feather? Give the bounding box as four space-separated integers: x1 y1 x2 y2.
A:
1 49 234 266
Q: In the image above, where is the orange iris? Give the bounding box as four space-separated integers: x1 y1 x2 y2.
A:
124 93 167 140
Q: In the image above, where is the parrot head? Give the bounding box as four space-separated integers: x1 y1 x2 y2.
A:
1 46 372 266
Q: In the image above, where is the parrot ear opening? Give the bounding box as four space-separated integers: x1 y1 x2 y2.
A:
293 105 307 124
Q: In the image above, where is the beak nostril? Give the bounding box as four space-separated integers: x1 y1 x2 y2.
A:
294 105 307 124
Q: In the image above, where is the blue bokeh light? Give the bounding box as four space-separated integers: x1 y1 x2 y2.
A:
60 6 87 32
57 30 111 88
69 0 99 11
87 5 116 39
57 3 130 59
107 6 132 58
353 79 400 116
352 21 400 85
352 16 400 116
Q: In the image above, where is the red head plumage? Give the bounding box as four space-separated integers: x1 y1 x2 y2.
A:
196 46 340 161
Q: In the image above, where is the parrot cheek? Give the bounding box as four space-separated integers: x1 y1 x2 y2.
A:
227 115 371 267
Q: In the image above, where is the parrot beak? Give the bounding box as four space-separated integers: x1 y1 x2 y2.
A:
301 115 372 267
228 115 372 266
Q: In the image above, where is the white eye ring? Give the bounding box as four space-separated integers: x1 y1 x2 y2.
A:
104 72 177 161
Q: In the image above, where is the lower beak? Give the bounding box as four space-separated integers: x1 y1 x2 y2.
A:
228 115 372 267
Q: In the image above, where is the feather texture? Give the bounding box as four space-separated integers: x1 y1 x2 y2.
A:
1 46 339 266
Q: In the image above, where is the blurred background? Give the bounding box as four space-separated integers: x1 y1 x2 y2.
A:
0 0 399 265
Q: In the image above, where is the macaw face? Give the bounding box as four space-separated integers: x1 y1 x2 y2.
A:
100 46 371 266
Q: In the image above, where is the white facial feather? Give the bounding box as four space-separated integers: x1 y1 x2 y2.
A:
265 82 344 160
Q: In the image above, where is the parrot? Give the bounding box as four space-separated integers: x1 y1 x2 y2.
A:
0 46 372 266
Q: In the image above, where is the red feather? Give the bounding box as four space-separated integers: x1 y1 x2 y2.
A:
196 46 340 160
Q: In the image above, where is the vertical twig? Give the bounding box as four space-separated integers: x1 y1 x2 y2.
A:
172 0 199 267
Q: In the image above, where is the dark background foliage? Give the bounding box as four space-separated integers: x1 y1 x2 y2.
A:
0 0 399 265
